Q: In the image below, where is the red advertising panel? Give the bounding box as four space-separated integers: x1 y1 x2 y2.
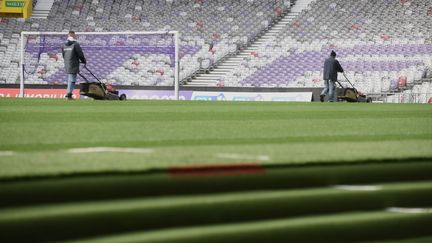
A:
0 88 80 99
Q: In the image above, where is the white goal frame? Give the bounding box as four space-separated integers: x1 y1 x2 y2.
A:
20 31 180 100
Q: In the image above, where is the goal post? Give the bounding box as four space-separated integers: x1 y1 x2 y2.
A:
20 31 180 100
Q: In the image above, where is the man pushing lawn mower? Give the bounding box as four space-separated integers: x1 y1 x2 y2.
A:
62 31 126 101
62 31 86 100
320 50 343 102
320 50 371 103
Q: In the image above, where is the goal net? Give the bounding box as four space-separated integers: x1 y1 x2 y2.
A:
20 31 179 99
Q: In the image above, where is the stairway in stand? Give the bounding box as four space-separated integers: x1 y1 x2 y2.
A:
187 0 317 87
31 0 54 19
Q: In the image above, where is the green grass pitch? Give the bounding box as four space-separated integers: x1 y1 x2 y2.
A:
0 98 431 178
0 98 431 242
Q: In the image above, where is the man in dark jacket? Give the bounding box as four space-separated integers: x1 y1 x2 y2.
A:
62 31 86 100
320 50 343 102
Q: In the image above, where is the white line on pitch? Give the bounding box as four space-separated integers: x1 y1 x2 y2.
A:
0 151 15 156
216 153 270 161
67 147 154 154
386 207 432 214
333 185 382 191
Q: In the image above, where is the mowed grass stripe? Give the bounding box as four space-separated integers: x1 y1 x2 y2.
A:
69 210 432 243
1 117 429 149
0 181 431 242
1 108 430 122
1 141 432 179
0 134 430 153
1 160 431 208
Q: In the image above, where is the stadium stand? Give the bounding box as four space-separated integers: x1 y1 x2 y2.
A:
0 0 290 86
1 0 431 102
197 0 432 102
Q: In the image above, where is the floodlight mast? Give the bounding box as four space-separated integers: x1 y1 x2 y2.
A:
20 31 180 100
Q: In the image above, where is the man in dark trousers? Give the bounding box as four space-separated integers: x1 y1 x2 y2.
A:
62 31 86 100
320 50 343 102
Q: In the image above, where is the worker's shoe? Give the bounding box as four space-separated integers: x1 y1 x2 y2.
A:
320 94 325 102
65 94 74 100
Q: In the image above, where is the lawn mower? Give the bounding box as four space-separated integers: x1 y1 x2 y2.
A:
78 65 126 101
336 73 372 103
